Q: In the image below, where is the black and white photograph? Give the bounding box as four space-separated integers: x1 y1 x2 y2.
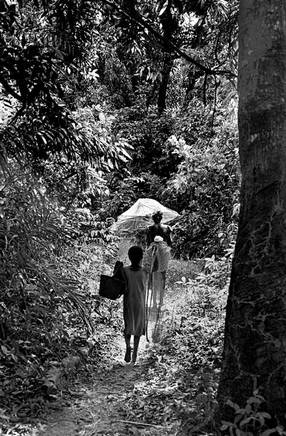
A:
0 1 284 435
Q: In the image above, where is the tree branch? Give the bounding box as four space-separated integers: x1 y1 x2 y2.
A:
0 76 22 101
7 104 26 125
103 0 236 78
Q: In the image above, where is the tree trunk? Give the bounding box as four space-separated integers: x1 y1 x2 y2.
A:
157 0 177 115
157 52 173 115
217 0 286 427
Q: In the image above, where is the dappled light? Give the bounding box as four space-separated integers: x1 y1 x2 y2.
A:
1 0 286 434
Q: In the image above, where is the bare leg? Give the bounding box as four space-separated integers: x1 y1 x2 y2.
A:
132 335 140 363
124 333 131 362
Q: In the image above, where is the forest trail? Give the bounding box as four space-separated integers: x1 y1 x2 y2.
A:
37 294 180 436
38 341 157 435
2 260 222 436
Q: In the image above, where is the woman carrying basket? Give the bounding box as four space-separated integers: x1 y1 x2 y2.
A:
145 211 172 308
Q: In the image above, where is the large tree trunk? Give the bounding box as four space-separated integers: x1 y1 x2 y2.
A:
217 0 286 427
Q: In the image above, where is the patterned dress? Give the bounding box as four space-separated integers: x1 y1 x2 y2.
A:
123 266 147 336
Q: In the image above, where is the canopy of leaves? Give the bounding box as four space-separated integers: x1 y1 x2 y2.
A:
0 0 132 180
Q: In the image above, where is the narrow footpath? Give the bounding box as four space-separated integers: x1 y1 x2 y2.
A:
40 351 150 435
37 300 180 436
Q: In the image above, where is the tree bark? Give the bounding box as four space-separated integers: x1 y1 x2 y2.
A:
157 52 173 115
217 0 286 427
157 0 177 115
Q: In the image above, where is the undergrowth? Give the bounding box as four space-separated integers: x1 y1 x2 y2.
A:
119 256 285 436
119 256 230 435
0 166 121 429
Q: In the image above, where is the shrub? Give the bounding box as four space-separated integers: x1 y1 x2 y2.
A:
0 164 121 419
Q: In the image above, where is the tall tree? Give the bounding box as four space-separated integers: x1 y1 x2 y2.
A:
156 0 178 115
217 0 286 427
99 0 235 114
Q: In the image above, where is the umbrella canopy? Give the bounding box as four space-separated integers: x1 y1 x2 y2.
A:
110 215 151 234
110 198 179 234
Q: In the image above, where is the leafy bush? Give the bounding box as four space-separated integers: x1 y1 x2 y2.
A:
0 164 121 419
221 391 286 435
164 100 240 259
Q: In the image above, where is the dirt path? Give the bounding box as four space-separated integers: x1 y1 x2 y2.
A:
36 276 185 436
37 332 174 436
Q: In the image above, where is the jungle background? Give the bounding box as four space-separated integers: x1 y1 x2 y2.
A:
0 0 246 435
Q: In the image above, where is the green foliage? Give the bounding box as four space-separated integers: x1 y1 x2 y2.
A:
111 107 181 177
95 106 183 220
0 0 135 172
0 163 121 420
164 95 239 258
33 107 133 209
221 392 286 435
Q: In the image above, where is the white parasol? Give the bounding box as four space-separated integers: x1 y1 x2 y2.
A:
110 198 179 234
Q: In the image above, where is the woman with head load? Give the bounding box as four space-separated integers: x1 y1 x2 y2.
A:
145 211 172 313
146 211 172 247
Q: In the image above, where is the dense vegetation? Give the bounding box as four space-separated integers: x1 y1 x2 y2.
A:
0 0 243 433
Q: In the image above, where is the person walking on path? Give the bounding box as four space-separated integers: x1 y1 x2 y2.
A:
145 211 172 309
121 246 147 364
146 211 172 247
